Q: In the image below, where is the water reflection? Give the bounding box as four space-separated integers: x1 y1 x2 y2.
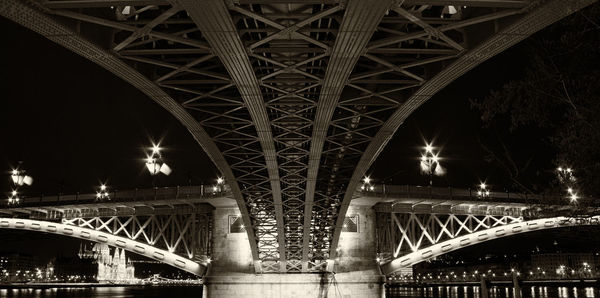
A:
0 286 202 297
387 285 600 298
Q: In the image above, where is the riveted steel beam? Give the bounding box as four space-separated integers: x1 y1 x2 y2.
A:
302 0 394 272
0 0 260 262
177 0 286 272
329 0 598 260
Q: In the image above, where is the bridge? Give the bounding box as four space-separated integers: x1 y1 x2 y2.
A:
1 184 598 297
1 0 597 297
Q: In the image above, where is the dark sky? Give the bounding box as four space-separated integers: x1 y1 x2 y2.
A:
0 12 580 260
0 18 219 197
0 16 546 197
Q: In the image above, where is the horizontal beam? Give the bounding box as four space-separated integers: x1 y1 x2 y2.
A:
381 216 600 275
44 0 169 8
0 218 206 275
401 0 529 8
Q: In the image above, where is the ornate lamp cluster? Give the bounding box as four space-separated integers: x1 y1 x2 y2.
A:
145 144 172 177
477 182 490 199
360 176 374 191
557 166 579 203
212 177 225 193
8 166 33 205
419 142 445 186
95 184 110 201
5 142 180 205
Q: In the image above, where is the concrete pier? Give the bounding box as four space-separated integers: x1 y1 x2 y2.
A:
203 204 384 297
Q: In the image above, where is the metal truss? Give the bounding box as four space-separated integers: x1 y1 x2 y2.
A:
0 217 206 276
328 0 597 262
3 0 595 274
379 215 600 275
375 212 522 263
62 213 211 262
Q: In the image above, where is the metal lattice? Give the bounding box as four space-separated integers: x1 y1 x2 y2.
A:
1 0 594 273
377 214 600 275
62 213 212 262
375 213 522 264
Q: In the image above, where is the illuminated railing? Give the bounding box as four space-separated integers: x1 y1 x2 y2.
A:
359 184 564 204
3 185 232 207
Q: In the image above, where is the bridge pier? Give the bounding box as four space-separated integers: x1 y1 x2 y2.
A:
201 273 383 298
202 204 384 297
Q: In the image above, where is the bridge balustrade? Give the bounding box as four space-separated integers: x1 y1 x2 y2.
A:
4 185 231 209
363 184 563 204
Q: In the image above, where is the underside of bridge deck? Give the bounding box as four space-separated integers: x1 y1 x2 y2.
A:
1 0 596 278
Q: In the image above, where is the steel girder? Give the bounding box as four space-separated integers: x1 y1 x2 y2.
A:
302 0 393 272
62 213 212 262
3 0 597 274
0 217 207 275
328 0 598 262
378 215 600 275
0 0 261 265
176 0 287 272
375 212 523 264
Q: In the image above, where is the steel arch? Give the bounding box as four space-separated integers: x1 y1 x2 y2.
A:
2 0 597 274
381 215 600 275
0 218 206 276
0 0 259 264
330 0 598 260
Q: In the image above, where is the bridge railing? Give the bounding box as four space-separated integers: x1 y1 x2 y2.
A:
361 184 564 205
5 185 232 208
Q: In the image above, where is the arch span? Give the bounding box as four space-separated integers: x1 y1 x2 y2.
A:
0 218 206 276
381 216 600 275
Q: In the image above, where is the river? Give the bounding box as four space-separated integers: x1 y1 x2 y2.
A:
0 285 598 297
387 285 600 297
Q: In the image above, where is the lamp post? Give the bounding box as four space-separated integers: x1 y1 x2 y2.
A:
11 168 33 187
8 165 32 206
212 177 225 193
557 166 578 203
8 190 19 205
145 144 172 186
420 142 444 186
96 184 110 201
360 176 375 192
477 182 490 199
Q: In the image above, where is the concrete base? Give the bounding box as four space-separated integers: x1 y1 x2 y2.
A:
202 272 384 298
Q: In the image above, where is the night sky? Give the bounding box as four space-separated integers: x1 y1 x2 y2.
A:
0 11 590 260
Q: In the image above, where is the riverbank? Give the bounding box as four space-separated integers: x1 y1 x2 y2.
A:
0 283 203 289
388 278 600 287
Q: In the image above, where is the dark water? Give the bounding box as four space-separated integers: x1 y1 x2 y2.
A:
387 285 600 298
0 286 203 297
0 285 598 297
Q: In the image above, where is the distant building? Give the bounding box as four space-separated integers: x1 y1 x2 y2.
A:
0 253 45 282
531 253 595 275
87 243 136 282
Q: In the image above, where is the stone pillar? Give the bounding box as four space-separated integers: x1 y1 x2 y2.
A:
202 205 384 298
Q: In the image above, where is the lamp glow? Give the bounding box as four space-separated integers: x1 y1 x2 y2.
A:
420 141 444 186
144 143 171 177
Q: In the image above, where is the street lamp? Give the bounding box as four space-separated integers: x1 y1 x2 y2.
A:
212 177 225 193
360 176 375 191
557 166 579 203
96 184 110 201
10 168 33 186
8 190 19 205
145 143 172 177
420 142 445 186
477 182 490 199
